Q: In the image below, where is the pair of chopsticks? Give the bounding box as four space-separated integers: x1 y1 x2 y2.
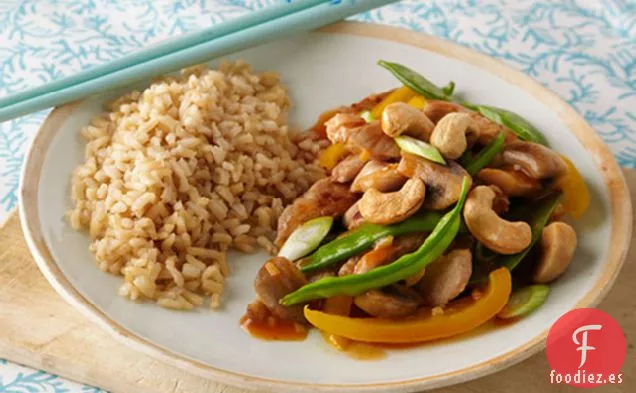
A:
0 0 398 123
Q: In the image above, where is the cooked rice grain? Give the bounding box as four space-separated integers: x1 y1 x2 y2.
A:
69 61 325 310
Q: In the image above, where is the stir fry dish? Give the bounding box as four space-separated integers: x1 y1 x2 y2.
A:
242 60 590 350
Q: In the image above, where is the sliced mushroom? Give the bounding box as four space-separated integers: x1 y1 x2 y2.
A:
422 100 470 124
533 222 577 283
418 249 473 306
463 186 532 254
430 112 479 160
502 141 567 179
325 115 400 161
343 201 365 230
351 160 407 193
381 102 435 139
359 178 426 225
354 287 419 318
254 256 308 323
477 167 542 197
397 152 472 210
331 154 366 184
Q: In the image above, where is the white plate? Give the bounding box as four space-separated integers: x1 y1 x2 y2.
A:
19 22 632 392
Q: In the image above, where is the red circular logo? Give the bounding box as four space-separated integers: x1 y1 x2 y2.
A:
546 308 626 388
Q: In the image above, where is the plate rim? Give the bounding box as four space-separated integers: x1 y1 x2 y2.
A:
18 21 633 392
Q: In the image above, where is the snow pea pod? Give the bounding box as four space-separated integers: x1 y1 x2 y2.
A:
281 177 471 306
474 105 548 146
463 131 506 175
299 211 444 274
377 60 450 101
377 60 548 146
498 192 563 271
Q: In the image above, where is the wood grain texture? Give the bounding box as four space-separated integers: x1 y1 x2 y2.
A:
1 170 635 393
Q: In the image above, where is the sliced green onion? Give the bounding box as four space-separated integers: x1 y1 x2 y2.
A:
360 110 374 123
395 135 446 165
278 216 334 262
497 285 550 319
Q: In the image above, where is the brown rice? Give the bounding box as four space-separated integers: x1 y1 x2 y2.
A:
69 61 326 310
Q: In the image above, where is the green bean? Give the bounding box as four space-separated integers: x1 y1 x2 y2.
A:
281 178 470 305
299 211 444 273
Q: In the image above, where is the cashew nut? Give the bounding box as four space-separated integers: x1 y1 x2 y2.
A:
354 287 419 318
351 160 407 193
422 100 470 124
359 178 425 225
381 102 435 140
477 167 542 197
533 222 577 283
463 186 532 254
398 153 472 210
417 249 472 306
502 141 567 179
429 112 479 160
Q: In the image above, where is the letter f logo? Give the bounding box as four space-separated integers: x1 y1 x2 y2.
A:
572 324 602 368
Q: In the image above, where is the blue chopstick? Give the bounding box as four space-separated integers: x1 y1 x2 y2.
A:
0 0 327 109
0 0 398 123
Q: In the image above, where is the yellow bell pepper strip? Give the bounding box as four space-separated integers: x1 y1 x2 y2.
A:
407 95 427 109
320 295 354 350
319 143 348 171
553 155 590 219
370 86 417 119
304 267 512 343
281 177 470 305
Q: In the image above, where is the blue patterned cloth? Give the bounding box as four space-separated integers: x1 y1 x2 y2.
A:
0 0 634 391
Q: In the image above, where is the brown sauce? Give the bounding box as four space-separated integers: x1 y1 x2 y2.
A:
241 309 520 359
240 315 308 341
